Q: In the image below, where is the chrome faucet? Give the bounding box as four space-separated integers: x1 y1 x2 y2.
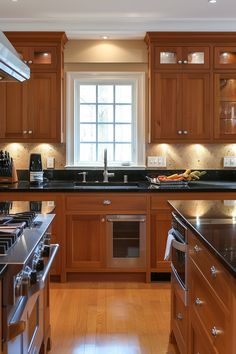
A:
103 148 114 182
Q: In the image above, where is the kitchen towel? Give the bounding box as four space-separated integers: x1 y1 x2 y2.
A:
164 228 175 260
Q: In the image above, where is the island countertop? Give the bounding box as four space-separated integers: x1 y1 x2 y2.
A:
168 199 236 277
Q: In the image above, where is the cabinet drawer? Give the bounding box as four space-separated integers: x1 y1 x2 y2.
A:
172 279 188 354
190 316 216 354
189 232 232 309
189 259 230 354
66 194 147 212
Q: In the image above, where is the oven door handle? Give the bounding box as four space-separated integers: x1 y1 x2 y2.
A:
40 244 59 285
172 238 187 253
8 320 26 341
172 212 187 231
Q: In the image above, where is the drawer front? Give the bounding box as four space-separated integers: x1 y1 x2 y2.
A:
190 316 216 354
189 259 230 354
66 194 147 212
172 282 187 354
189 231 232 309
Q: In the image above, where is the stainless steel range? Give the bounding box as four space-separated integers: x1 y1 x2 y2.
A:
0 206 58 354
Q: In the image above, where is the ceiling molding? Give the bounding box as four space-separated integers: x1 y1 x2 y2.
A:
1 18 236 39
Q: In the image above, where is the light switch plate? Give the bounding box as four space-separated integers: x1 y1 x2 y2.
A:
147 156 166 167
223 156 236 167
47 157 55 169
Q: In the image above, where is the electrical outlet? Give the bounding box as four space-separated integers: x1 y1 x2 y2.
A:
147 156 166 167
223 156 236 167
47 157 55 169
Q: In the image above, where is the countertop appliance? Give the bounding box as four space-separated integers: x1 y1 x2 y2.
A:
0 150 18 184
0 206 58 354
0 31 30 82
29 154 43 185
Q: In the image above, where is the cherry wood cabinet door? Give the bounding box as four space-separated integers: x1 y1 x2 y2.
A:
182 46 210 70
150 211 171 272
14 46 58 71
66 214 106 270
153 46 182 70
214 73 236 140
214 46 236 70
27 72 58 141
151 72 182 141
182 72 211 140
0 81 28 140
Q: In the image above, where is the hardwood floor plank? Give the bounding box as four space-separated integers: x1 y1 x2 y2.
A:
49 282 178 354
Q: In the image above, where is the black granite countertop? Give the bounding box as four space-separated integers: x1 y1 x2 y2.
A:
1 180 236 192
168 200 236 278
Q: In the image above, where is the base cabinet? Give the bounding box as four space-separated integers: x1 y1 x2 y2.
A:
66 214 106 270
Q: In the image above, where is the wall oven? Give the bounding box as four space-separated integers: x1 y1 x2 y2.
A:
106 215 146 268
170 212 188 305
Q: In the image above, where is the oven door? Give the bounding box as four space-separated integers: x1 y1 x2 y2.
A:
171 233 188 306
6 244 59 354
7 289 43 354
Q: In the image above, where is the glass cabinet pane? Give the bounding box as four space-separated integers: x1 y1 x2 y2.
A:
219 78 236 134
187 52 205 64
219 51 236 65
113 221 140 258
160 52 177 64
33 51 52 64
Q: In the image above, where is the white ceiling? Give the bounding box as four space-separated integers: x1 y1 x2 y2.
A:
1 0 236 39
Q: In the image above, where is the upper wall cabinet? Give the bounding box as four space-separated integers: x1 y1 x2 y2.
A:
145 32 236 143
0 32 67 143
154 46 210 71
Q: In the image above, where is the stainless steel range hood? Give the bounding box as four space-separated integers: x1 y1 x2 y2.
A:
0 31 30 82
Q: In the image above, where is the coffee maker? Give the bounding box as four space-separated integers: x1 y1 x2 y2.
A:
29 153 43 185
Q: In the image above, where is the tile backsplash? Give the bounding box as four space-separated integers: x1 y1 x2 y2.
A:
0 143 236 170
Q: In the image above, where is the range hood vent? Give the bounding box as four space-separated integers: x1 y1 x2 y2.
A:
0 31 30 82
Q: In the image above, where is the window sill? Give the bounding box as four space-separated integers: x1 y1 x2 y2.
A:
65 165 146 170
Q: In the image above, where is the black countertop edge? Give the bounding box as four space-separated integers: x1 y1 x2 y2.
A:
168 202 236 278
1 180 236 192
0 264 8 277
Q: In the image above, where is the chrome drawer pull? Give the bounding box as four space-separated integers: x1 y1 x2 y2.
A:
195 297 203 306
178 60 182 64
177 130 183 135
193 245 201 253
176 313 183 321
183 60 188 64
103 200 111 205
210 265 218 277
211 326 221 337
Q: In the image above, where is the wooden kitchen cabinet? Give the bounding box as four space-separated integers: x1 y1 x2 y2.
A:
0 32 67 143
214 73 236 140
151 72 211 141
188 231 236 354
214 46 236 70
66 214 106 270
154 45 210 70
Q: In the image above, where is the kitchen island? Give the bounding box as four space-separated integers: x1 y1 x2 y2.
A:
168 200 236 354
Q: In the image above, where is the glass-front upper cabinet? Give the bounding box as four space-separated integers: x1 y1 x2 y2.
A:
15 46 57 71
154 46 209 70
214 74 236 139
214 47 236 69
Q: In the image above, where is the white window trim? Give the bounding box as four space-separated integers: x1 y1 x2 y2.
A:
66 72 145 169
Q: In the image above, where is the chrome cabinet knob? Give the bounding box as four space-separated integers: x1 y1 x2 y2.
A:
183 130 188 135
211 326 221 337
193 245 201 253
177 130 182 135
183 60 188 64
210 265 218 277
28 130 33 134
103 200 111 205
101 218 105 223
28 60 33 64
176 313 183 321
178 60 182 64
195 297 203 306
23 130 27 134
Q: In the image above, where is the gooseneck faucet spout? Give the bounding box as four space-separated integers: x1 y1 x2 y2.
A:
103 148 114 182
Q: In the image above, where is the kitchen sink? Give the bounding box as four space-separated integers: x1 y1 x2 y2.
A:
73 182 141 190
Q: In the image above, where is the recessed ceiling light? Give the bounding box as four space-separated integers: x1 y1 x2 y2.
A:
208 0 217 3
101 36 109 40
11 0 18 2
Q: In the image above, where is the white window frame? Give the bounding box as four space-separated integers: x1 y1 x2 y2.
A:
66 72 145 168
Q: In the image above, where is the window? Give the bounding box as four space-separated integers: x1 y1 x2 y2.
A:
66 72 145 167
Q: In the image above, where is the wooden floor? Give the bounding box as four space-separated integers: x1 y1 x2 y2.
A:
49 281 179 354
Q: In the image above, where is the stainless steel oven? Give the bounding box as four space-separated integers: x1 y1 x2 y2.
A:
170 212 188 305
106 215 146 268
